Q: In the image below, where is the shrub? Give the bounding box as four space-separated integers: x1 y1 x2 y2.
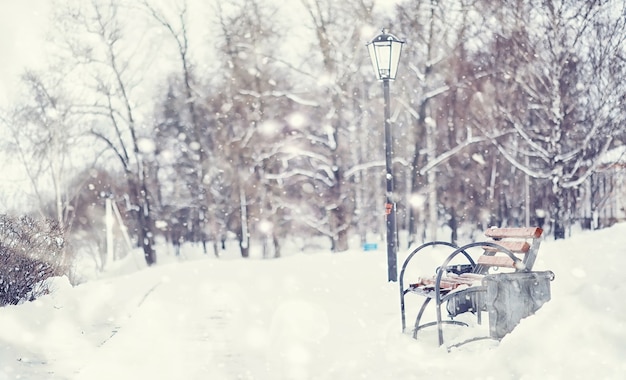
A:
0 214 67 306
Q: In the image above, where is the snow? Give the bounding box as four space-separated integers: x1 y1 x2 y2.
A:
600 146 626 165
2 223 626 379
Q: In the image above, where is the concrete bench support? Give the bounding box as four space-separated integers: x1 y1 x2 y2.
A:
483 270 555 340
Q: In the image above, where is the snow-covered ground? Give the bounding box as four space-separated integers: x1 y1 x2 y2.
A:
1 223 626 379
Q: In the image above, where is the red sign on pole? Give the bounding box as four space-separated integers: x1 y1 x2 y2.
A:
385 203 393 215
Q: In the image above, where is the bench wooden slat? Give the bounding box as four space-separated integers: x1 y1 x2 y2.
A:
459 273 485 281
482 240 530 253
484 227 543 239
453 275 484 285
444 276 480 285
477 255 516 268
410 274 481 292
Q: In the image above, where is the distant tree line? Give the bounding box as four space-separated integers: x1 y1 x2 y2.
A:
1 0 625 267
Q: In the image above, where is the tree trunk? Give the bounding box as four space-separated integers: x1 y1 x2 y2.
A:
329 126 350 252
126 173 157 266
273 234 281 259
449 207 458 245
334 206 350 252
238 230 249 258
426 115 438 240
552 190 567 240
238 186 250 258
140 215 157 265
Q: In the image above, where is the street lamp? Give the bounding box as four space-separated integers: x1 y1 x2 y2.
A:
367 29 404 282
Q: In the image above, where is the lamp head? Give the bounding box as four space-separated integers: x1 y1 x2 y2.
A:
366 29 404 81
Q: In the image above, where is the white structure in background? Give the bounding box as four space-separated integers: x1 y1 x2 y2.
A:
104 198 135 268
581 146 626 229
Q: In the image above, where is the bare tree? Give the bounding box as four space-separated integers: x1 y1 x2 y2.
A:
141 0 214 250
211 0 297 257
52 0 158 263
296 0 376 251
394 0 491 243
2 70 88 231
472 0 626 238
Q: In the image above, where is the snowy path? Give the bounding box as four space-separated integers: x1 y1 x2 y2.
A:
73 264 268 379
61 253 401 380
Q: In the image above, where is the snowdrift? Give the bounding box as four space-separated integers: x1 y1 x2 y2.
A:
1 223 625 379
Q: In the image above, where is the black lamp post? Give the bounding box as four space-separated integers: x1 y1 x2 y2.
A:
367 29 404 282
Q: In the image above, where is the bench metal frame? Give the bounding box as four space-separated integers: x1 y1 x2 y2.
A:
399 228 545 348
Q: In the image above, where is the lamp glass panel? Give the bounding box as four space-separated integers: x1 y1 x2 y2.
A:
388 41 403 80
376 42 392 79
367 43 380 79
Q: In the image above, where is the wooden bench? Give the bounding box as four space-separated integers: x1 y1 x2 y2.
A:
399 227 549 347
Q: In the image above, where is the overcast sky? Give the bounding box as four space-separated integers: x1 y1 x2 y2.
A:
0 0 400 106
0 0 49 105
0 1 49 210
